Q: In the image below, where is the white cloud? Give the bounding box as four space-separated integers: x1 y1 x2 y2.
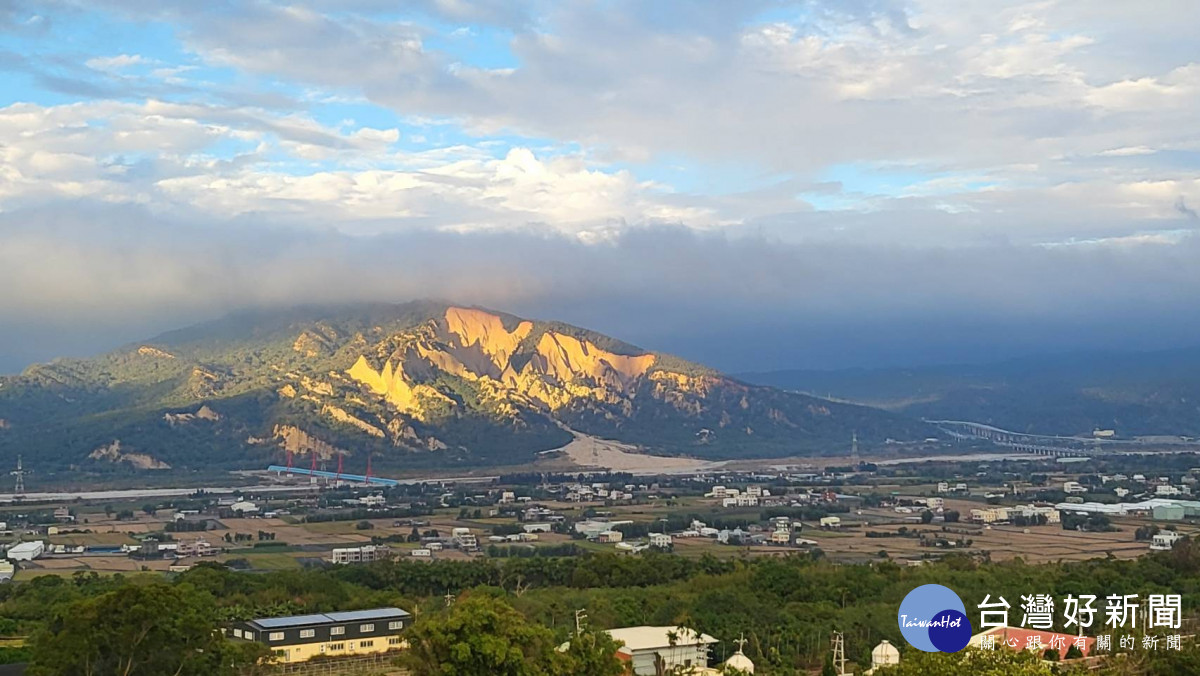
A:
84 54 149 71
137 0 1195 196
0 100 724 237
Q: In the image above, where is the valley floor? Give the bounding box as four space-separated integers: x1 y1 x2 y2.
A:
552 430 725 474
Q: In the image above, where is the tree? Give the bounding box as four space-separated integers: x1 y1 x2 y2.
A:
920 510 934 524
559 628 624 676
1065 644 1084 660
876 647 1054 675
26 581 262 676
944 510 960 523
404 594 562 676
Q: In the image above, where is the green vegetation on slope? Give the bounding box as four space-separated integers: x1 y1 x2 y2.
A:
0 302 933 475
5 542 1200 674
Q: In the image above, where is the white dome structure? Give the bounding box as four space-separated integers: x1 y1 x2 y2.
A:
724 650 755 674
871 640 901 669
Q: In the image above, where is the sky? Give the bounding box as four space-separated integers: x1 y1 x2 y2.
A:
1 0 1199 374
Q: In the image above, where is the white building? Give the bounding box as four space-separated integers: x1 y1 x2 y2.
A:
819 516 842 528
649 533 673 549
936 482 950 493
1014 505 1060 524
230 500 260 515
605 626 718 676
1062 481 1088 494
707 486 728 498
358 494 387 507
1156 485 1184 497
6 540 44 562
176 538 215 557
970 508 1011 524
575 520 633 537
453 529 478 550
1151 531 1184 551
925 497 944 510
724 648 755 674
331 544 390 564
717 528 747 544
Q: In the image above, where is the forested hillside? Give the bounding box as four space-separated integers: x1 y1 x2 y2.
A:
0 302 933 476
5 543 1200 674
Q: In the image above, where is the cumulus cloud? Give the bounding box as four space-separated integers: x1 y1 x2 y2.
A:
147 0 1200 180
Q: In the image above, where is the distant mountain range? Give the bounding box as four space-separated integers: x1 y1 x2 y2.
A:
738 347 1200 438
0 302 932 474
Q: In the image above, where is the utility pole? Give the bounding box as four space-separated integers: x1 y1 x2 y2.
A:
444 592 456 608
831 631 848 676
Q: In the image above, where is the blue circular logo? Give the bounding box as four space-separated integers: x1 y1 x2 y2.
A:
898 584 971 653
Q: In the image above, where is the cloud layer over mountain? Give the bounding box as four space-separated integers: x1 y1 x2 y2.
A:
1 0 1198 371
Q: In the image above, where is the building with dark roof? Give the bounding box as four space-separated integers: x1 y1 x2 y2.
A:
225 607 411 663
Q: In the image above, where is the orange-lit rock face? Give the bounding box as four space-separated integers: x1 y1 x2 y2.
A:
443 307 533 371
529 332 654 387
345 356 452 421
346 307 659 415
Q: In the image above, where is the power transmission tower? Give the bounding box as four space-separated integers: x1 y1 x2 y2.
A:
574 608 587 635
11 455 27 494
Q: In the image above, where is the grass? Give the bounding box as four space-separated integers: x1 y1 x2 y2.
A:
11 568 127 582
229 552 304 570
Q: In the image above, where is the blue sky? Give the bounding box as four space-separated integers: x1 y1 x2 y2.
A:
1 0 1199 372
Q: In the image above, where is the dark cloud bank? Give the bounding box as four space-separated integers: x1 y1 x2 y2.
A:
3 203 1200 375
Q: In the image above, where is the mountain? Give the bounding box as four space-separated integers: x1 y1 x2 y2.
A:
739 347 1200 439
0 302 934 475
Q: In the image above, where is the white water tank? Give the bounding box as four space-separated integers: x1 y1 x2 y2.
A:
872 640 900 668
